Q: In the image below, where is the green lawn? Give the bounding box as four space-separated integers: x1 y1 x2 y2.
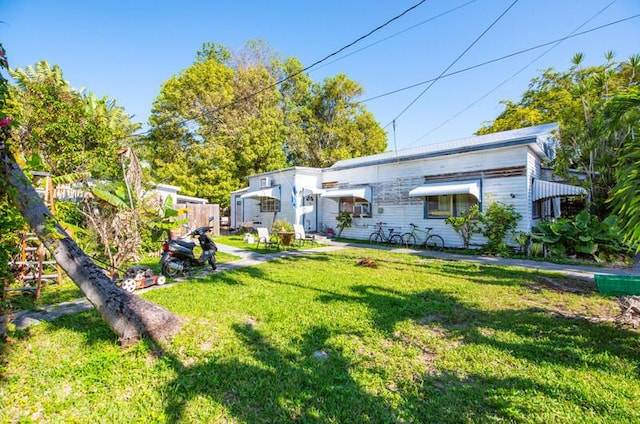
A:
1 248 638 423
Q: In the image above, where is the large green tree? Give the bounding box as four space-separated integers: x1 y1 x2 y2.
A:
606 86 640 250
7 61 138 179
0 44 181 344
145 41 387 206
477 52 640 217
281 58 387 168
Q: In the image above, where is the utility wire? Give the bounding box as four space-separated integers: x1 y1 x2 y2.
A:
312 0 478 72
128 0 428 140
385 0 519 129
215 0 430 114
410 0 620 145
359 13 640 104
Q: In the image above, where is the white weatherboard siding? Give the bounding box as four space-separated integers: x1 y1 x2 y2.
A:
320 145 534 247
234 124 586 249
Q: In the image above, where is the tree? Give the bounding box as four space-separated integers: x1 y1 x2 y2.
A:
145 41 287 206
7 61 138 179
606 86 640 250
0 44 181 345
145 41 387 205
281 59 387 167
477 52 640 218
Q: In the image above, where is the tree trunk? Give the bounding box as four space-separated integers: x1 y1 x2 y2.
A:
1 152 182 346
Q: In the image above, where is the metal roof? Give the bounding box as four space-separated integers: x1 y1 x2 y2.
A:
328 123 559 171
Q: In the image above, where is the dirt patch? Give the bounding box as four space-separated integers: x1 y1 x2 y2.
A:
528 276 596 294
356 257 377 268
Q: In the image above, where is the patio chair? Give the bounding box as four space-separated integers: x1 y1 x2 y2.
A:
256 227 277 249
293 224 316 247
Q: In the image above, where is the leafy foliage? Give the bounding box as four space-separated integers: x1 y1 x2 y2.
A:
271 219 294 233
144 41 386 206
478 52 640 218
532 210 632 262
606 86 640 251
479 201 522 255
335 211 353 237
445 204 481 249
7 61 139 179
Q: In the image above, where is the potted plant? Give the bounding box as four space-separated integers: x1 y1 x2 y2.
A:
272 220 294 246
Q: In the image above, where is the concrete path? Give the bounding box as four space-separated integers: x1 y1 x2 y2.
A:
3 240 638 332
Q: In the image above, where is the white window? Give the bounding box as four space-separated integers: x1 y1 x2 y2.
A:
260 197 280 212
339 198 372 218
425 194 477 218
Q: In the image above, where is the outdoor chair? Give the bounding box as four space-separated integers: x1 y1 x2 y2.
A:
256 227 277 249
293 224 316 247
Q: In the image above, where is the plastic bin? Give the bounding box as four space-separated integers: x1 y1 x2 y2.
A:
594 274 640 296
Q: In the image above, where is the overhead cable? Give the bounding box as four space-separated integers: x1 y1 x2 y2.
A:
361 13 640 104
385 0 520 129
411 0 621 145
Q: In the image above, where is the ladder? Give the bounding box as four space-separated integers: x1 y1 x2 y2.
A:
7 172 62 298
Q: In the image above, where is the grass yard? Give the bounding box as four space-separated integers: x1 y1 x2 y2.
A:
1 248 638 423
4 250 240 312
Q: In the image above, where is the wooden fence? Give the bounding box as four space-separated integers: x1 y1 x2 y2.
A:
176 203 220 236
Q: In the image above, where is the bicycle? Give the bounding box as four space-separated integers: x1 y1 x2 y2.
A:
401 223 445 251
368 222 404 245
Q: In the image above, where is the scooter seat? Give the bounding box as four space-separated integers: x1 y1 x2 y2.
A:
174 240 196 249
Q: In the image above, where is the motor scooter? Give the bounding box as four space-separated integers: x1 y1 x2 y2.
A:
159 224 217 277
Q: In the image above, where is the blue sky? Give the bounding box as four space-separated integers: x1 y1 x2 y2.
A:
1 0 639 150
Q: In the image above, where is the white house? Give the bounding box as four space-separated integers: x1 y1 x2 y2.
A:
231 123 586 248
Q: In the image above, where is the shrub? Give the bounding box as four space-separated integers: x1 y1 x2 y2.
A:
532 210 632 262
335 211 353 237
480 201 522 255
445 204 481 249
272 219 294 233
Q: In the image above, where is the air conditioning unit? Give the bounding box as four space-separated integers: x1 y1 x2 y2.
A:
260 177 272 188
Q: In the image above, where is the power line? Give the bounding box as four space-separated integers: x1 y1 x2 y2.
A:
359 13 640 104
385 0 520 129
128 0 429 140
312 0 478 73
215 0 430 115
410 0 621 145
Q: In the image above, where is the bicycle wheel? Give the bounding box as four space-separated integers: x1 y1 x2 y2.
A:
369 232 383 244
401 233 417 249
388 234 404 246
425 235 444 251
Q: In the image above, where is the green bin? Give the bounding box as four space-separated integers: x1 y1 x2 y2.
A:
594 274 640 296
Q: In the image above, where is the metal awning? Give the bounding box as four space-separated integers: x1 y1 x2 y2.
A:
321 186 371 202
240 186 281 200
409 181 480 199
301 187 325 196
532 180 586 201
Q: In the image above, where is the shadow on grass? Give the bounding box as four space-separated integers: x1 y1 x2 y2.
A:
161 323 400 423
6 249 638 423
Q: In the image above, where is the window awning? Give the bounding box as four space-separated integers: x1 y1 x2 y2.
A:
409 181 480 199
301 187 325 196
532 180 586 201
321 186 371 202
240 186 281 200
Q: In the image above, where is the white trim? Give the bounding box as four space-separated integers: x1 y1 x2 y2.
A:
301 187 325 196
240 186 281 200
532 180 586 201
409 181 480 199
